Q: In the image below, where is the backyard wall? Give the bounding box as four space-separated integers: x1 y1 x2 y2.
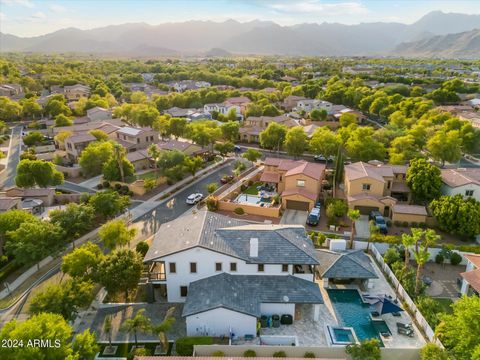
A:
194 345 420 360
217 200 281 217
56 164 82 178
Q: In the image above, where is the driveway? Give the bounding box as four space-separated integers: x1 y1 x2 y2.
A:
355 215 370 239
280 209 308 225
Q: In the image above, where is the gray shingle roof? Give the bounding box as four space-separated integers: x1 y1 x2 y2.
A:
182 273 323 317
316 249 378 279
144 211 318 265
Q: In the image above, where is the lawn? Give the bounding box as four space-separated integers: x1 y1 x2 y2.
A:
125 171 158 184
243 181 263 195
435 298 454 314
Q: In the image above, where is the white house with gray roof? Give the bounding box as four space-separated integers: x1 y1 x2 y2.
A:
143 211 323 337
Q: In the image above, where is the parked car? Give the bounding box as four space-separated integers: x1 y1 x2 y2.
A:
369 210 388 234
186 193 203 204
306 207 321 226
314 154 334 163
220 175 234 184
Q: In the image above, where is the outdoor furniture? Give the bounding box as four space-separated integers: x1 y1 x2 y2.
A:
392 312 401 317
396 322 414 337
281 314 293 325
244 334 255 341
272 315 280 328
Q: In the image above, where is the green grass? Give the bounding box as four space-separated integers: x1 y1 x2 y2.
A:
99 343 159 357
435 298 454 314
125 171 158 184
243 181 263 195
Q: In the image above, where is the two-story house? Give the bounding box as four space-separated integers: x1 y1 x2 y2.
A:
86 106 112 122
281 95 307 111
203 103 242 120
239 115 298 143
143 211 323 337
295 99 333 114
64 134 97 162
344 161 427 223
115 126 158 152
261 158 325 211
0 84 23 99
440 168 480 201
64 84 90 100
460 254 480 296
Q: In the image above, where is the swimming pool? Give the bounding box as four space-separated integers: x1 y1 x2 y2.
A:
327 289 383 344
326 326 358 346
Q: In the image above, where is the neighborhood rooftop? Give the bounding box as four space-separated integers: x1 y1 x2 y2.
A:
316 249 378 279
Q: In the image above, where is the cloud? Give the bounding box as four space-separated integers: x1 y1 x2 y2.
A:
30 11 46 19
0 11 5 20
0 0 35 8
269 0 368 15
49 3 66 13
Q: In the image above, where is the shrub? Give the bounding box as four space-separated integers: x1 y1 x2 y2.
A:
114 183 122 190
314 233 326 248
420 343 450 360
212 351 225 357
243 350 256 357
450 252 462 266
394 220 402 227
346 339 381 360
240 184 248 191
386 220 392 227
435 253 444 265
418 222 427 228
402 221 409 227
234 207 245 215
304 352 315 358
206 196 218 211
102 181 110 188
207 182 218 194
248 180 253 186
97 183 103 190
136 241 149 256
175 337 213 356
128 347 149 360
411 222 418 227
384 247 400 265
273 351 286 358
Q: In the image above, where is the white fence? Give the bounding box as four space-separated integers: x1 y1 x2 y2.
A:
370 244 442 346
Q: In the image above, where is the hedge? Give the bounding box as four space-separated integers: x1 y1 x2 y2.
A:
175 337 213 356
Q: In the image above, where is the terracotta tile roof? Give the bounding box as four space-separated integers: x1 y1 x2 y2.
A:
224 96 251 105
0 197 20 211
345 161 407 182
460 269 480 292
264 157 283 166
126 150 149 163
285 162 325 181
260 171 280 183
390 182 410 192
465 254 480 268
441 168 480 187
282 188 318 201
393 204 427 216
66 134 96 144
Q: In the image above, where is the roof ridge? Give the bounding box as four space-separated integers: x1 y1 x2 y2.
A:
346 251 376 276
275 228 319 264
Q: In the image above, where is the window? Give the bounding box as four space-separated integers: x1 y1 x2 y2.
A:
466 189 474 197
169 262 176 273
387 181 391 189
190 262 197 273
258 264 264 272
297 180 305 187
215 262 222 271
230 262 237 272
282 264 289 272
362 184 371 190
137 138 140 143
180 286 188 297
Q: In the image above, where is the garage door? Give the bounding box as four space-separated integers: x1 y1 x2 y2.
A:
354 206 379 215
286 200 310 211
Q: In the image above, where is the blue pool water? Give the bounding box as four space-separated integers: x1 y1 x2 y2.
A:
327 289 383 344
333 328 355 342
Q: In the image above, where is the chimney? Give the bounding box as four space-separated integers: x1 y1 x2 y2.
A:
249 238 258 257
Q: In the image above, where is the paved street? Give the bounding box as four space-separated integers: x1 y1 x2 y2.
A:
0 125 22 189
57 181 97 194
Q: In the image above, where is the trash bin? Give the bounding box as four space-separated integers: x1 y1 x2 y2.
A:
272 315 280 328
260 315 268 328
280 314 293 325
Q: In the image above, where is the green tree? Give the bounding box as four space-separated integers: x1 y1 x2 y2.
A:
406 158 442 203
339 112 357 127
0 96 22 121
259 122 287 152
20 97 43 119
0 210 36 257
420 343 450 360
214 141 235 156
345 339 381 360
430 195 480 239
436 295 480 360
88 190 130 220
153 306 176 352
309 127 340 159
184 156 204 177
347 209 361 249
55 130 73 147
6 220 65 267
148 143 162 175
416 296 443 328
412 228 439 296
98 249 143 300
262 104 281 116
133 105 160 127
121 309 152 347
23 131 44 146
49 203 95 241
79 141 114 177
62 242 104 281
345 127 386 162
0 313 75 359
283 126 308 158
72 329 99 360
103 143 134 182
326 199 348 224
99 219 136 250
389 135 419 165
167 117 187 139
103 315 114 352
221 121 240 142
157 150 186 181
54 113 73 127
45 98 71 118
207 182 218 194
29 279 94 322
427 130 462 167
88 129 109 141
15 159 64 188
310 108 327 121
401 233 415 269
242 148 262 163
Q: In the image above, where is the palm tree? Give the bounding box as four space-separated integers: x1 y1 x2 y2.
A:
103 315 113 351
401 233 415 269
414 249 430 296
153 306 176 353
412 228 439 296
367 220 379 251
347 209 361 249
113 143 126 183
148 144 161 178
121 309 152 347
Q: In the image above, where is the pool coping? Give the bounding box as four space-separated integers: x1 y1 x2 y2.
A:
325 325 359 347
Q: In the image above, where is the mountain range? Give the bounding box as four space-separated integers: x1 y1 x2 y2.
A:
1 11 479 58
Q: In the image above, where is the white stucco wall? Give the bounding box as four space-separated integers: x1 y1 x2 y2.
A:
260 303 295 316
186 308 256 337
441 184 479 201
161 247 293 302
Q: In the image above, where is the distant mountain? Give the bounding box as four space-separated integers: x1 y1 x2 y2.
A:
393 29 480 59
1 11 480 57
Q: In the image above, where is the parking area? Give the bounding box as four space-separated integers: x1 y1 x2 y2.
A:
280 209 308 225
355 215 370 239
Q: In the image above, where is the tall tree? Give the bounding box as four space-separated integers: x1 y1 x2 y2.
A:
72 330 99 360
183 156 204 177
0 210 36 257
103 143 134 182
153 306 176 352
167 117 187 139
242 148 262 163
427 130 462 167
99 219 136 250
79 141 114 177
221 121 240 142
406 158 442 203
401 233 415 269
121 309 152 347
88 191 130 220
347 209 361 249
259 122 287 152
309 127 340 159
284 126 308 158
49 203 95 241
61 242 104 281
157 150 186 181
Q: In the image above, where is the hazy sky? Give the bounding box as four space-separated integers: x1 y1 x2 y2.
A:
1 0 479 37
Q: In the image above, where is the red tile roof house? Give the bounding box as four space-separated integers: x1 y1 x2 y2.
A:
262 157 326 211
460 254 480 296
